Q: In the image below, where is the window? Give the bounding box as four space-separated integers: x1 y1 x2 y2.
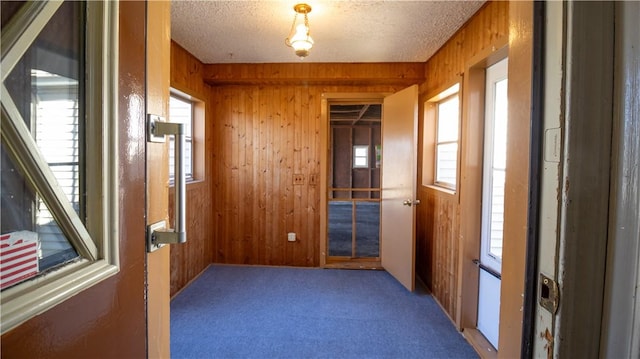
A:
168 90 205 183
430 83 460 189
169 94 193 182
0 1 118 333
480 58 508 272
353 145 369 168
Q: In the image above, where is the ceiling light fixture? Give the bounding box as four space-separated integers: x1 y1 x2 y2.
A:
285 3 314 59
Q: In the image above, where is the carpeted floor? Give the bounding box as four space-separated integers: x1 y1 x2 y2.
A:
171 265 478 359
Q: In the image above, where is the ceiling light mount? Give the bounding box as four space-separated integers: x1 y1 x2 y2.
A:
285 3 314 59
293 3 312 14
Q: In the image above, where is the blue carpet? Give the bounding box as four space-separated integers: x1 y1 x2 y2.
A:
171 265 478 359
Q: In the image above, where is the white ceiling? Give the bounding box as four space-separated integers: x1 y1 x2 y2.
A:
171 1 486 64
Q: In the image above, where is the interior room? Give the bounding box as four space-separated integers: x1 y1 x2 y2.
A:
2 1 639 358
167 1 519 356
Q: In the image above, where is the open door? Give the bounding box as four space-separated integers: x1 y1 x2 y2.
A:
1 2 148 356
380 85 419 292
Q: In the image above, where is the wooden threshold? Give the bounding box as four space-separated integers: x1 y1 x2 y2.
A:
464 328 498 359
323 259 382 270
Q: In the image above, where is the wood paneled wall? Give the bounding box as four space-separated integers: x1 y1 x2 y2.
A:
420 190 460 316
205 63 424 86
422 1 509 96
416 0 509 324
169 42 214 296
208 81 407 266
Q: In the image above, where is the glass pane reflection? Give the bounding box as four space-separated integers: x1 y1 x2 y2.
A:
1 2 83 290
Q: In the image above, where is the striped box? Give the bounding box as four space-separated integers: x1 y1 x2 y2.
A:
1 231 40 290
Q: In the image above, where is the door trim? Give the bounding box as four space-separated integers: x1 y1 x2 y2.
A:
319 93 388 268
521 2 545 357
457 42 508 334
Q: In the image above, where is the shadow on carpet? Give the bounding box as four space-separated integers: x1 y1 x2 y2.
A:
171 265 479 359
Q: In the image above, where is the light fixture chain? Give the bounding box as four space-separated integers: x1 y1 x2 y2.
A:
286 13 299 45
304 13 310 35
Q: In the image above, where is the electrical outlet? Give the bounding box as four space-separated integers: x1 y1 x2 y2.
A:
293 174 305 185
287 232 296 242
309 174 318 186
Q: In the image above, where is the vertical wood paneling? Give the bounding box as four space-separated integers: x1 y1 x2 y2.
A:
211 83 403 267
169 42 214 296
421 189 459 318
416 0 509 327
423 1 508 96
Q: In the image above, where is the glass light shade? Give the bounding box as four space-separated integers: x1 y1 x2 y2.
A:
290 24 313 57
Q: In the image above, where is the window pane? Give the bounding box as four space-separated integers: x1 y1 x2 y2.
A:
353 145 368 168
489 169 506 259
487 78 508 260
169 95 193 180
492 79 508 169
33 70 82 214
169 96 192 135
1 145 79 290
436 143 458 186
437 96 459 142
1 2 83 289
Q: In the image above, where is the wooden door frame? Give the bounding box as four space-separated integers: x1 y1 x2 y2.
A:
457 42 508 357
146 1 171 357
320 92 388 269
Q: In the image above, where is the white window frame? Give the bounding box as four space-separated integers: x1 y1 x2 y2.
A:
432 83 461 190
0 1 119 334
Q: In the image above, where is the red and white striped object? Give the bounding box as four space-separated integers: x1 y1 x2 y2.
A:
1 231 40 290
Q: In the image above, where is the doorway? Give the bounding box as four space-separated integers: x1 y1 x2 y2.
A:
326 102 382 267
320 86 419 292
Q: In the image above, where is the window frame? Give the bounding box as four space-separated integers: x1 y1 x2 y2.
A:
0 1 119 334
169 88 205 185
429 83 461 190
168 92 194 183
480 58 508 274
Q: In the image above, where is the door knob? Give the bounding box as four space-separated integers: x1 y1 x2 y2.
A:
403 199 420 206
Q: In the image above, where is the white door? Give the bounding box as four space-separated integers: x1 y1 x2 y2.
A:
380 85 419 292
477 58 508 349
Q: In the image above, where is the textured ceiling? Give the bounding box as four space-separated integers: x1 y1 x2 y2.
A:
171 1 486 64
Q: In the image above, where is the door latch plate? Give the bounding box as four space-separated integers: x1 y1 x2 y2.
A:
539 273 559 314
